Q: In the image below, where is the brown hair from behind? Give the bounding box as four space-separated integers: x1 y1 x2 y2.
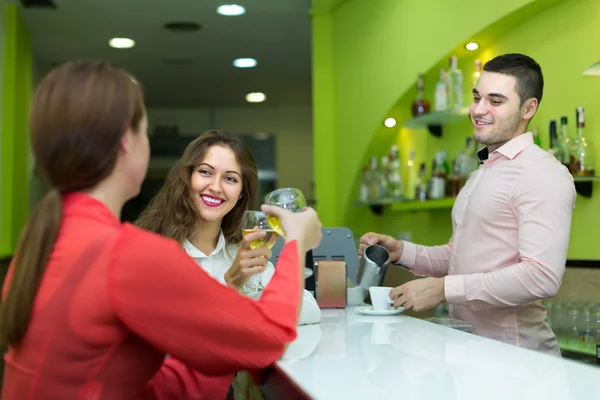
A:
0 61 146 346
135 129 258 245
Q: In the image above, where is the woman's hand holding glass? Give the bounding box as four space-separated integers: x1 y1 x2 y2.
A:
225 228 271 293
236 210 279 294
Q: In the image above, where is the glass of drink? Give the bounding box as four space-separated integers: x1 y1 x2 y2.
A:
264 188 312 278
264 188 307 238
241 210 279 294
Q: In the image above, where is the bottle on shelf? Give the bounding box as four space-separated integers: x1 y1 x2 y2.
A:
387 145 403 200
448 56 463 110
411 74 431 117
379 155 390 198
569 107 595 176
471 59 482 88
547 119 559 158
460 137 479 178
557 116 571 170
367 156 382 201
404 150 417 200
446 160 461 198
434 69 449 112
359 166 369 202
428 150 449 200
415 163 428 202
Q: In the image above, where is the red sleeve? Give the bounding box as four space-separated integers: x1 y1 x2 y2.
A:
147 357 233 400
108 225 302 376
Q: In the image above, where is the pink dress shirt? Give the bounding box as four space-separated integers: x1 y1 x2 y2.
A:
398 132 576 355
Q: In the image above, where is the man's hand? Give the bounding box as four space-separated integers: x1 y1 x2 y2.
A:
390 277 446 312
358 232 404 263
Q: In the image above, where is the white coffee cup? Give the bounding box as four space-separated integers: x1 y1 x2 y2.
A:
369 286 394 311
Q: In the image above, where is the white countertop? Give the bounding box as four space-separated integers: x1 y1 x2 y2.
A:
271 306 600 400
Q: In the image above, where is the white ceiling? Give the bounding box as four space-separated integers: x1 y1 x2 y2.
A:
19 0 313 108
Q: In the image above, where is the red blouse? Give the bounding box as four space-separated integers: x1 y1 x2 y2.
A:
1 193 302 399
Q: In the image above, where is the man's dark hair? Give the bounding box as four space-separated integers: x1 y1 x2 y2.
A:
483 53 544 106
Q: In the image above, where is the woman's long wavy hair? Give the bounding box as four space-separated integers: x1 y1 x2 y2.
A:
136 130 258 245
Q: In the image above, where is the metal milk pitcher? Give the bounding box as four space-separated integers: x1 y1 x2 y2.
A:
356 244 390 290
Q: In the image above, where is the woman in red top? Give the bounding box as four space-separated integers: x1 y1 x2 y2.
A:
0 61 322 399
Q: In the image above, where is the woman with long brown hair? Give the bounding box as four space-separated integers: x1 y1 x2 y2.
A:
0 61 322 399
135 130 321 399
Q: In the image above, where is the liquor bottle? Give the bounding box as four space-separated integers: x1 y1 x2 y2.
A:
471 59 482 88
411 74 431 117
404 150 417 200
379 155 390 199
387 145 403 200
547 120 559 158
434 69 449 112
367 156 381 200
428 151 449 200
448 56 463 110
415 163 428 202
557 116 571 169
359 167 369 202
569 107 595 176
462 137 479 176
446 160 462 198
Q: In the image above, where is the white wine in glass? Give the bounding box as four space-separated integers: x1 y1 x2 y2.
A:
242 229 279 249
241 210 275 293
264 188 307 238
267 217 285 238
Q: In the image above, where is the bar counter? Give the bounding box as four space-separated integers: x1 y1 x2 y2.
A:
262 306 600 400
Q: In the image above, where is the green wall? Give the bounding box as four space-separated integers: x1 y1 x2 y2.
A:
312 0 600 257
0 3 31 258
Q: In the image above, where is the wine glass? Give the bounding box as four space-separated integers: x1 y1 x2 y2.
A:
241 210 279 294
264 188 312 278
264 188 307 238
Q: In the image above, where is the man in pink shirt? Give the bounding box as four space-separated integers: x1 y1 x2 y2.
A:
360 53 576 355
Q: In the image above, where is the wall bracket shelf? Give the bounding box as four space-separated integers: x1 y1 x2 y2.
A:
572 176 600 198
403 107 470 137
355 198 455 214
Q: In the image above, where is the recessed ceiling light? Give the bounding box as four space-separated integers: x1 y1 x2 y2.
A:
109 38 135 49
246 92 266 103
217 4 246 16
465 42 479 51
233 58 257 68
384 118 397 128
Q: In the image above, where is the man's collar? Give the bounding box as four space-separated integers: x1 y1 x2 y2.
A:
477 132 534 162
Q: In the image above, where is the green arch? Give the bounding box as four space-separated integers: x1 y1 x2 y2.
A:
311 0 568 227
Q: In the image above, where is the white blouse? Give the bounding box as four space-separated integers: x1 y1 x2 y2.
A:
182 232 321 326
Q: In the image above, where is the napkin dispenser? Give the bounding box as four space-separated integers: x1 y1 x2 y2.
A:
315 260 347 308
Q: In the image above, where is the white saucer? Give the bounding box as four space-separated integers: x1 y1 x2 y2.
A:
355 306 405 316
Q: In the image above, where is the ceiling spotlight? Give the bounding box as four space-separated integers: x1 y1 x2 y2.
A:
465 42 479 51
109 38 135 49
246 92 266 103
384 118 397 128
233 58 257 68
217 4 246 16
